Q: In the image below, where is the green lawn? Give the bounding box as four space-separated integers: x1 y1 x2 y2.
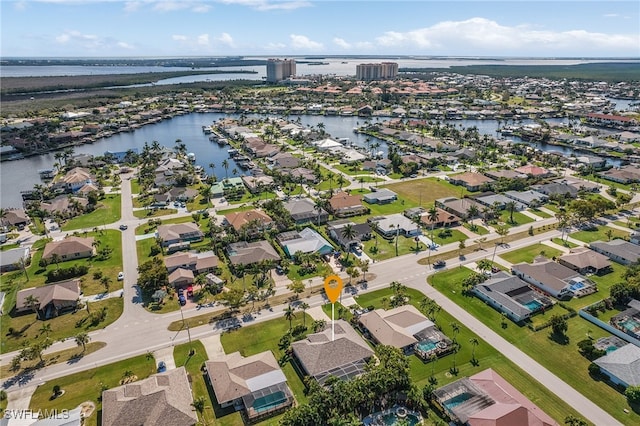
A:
432 229 468 246
0 298 123 354
133 208 178 218
499 243 563 264
174 341 217 426
220 314 313 414
428 268 640 425
464 223 489 235
565 263 628 311
333 163 367 176
29 354 155 426
551 237 578 248
62 194 121 231
382 177 467 206
0 242 20 251
366 199 418 216
530 208 552 218
570 226 630 244
362 234 425 261
321 302 353 321
286 262 332 281
354 287 582 424
498 210 535 227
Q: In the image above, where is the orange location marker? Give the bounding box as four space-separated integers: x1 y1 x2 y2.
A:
324 275 343 303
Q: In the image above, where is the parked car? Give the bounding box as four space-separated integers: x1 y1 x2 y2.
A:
433 260 446 268
157 361 166 373
119 224 128 231
178 294 186 306
117 271 124 280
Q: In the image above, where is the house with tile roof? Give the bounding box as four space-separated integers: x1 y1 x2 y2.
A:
291 320 374 385
226 240 281 266
223 209 274 233
156 223 204 248
101 367 198 426
15 279 80 318
42 236 95 262
511 258 596 299
590 240 640 265
558 247 612 275
328 192 368 217
448 172 494 192
594 344 640 388
283 198 329 225
206 351 293 420
277 228 334 258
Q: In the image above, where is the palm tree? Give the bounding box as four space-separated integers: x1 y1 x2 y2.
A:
284 304 296 331
25 295 40 318
470 338 479 363
209 162 216 178
477 259 493 274
75 332 90 352
605 228 614 241
496 226 509 244
299 302 310 327
450 322 460 344
458 240 466 257
221 159 229 180
100 276 112 293
427 205 439 241
341 224 357 261
466 204 479 222
50 253 61 270
39 323 52 338
505 201 517 224
360 260 369 282
191 396 206 416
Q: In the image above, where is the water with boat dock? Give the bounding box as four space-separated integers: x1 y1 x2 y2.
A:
0 112 623 208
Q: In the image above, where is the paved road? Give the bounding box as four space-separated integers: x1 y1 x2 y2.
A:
0 171 626 425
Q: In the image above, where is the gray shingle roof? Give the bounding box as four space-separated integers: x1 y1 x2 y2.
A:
595 344 640 386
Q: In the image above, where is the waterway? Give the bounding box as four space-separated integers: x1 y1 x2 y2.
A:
0 113 622 208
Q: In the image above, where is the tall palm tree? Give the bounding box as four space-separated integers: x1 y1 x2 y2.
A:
341 224 357 261
466 204 479 222
39 323 52 339
505 201 517 224
25 295 40 318
221 159 229 180
469 338 479 362
284 304 296 331
299 302 309 327
427 205 439 241
360 260 369 282
75 332 90 352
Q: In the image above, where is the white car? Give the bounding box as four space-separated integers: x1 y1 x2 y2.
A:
117 271 124 281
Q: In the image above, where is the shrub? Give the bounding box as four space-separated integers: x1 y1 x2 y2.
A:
45 265 89 283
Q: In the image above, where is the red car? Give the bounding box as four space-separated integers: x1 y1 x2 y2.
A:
186 286 194 297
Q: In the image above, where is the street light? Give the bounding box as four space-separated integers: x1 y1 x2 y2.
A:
179 303 193 356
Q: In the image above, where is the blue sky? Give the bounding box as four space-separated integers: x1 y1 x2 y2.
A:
1 0 639 57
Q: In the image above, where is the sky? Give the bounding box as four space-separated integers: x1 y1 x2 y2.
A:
1 0 639 58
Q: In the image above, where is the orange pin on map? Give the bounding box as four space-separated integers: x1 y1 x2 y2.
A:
324 275 343 303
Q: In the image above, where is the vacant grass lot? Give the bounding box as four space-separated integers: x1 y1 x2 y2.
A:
362 234 425 261
62 194 121 231
133 207 178 218
498 210 535 227
354 287 581 424
174 341 216 425
570 226 630 244
531 208 552 218
498 243 563 264
0 298 123 354
428 268 639 425
382 177 467 206
29 354 155 426
551 237 578 248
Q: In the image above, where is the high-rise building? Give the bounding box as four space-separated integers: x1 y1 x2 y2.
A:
266 58 297 83
356 62 398 81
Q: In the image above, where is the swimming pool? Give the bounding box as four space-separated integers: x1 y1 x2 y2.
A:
443 392 473 410
569 282 585 291
619 319 640 333
523 300 543 311
379 412 422 426
416 340 437 352
606 345 619 354
252 391 287 414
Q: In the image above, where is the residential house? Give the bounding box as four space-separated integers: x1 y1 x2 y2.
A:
283 198 328 225
291 320 374 385
419 207 461 228
594 344 640 388
370 214 420 238
223 210 274 233
590 240 640 265
511 258 596 299
448 172 494 192
437 197 484 219
600 165 640 184
327 220 372 250
328 192 367 217
0 247 30 273
61 167 94 192
362 188 398 205
358 305 443 354
474 193 524 211
268 152 300 169
472 272 553 323
558 247 612 275
41 196 88 215
206 351 294 421
484 169 527 180
163 251 219 274
433 368 558 426
277 228 334 258
504 190 548 207
514 164 551 178
242 175 275 194
101 367 198 426
283 167 317 183
0 209 29 228
15 279 81 318
313 138 343 151
168 268 194 288
226 240 281 266
157 223 204 249
166 187 198 202
555 177 601 193
42 236 95 262
533 182 578 199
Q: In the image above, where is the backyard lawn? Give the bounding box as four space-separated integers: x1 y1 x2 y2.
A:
464 223 489 235
354 287 583 424
62 194 121 231
29 354 155 426
498 243 563 264
382 177 467 206
174 341 217 426
498 210 535 227
569 226 630 244
428 268 640 425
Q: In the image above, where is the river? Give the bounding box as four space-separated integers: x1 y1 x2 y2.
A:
2 112 624 209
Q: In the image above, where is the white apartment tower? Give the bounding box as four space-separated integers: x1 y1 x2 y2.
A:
356 62 399 81
266 58 297 83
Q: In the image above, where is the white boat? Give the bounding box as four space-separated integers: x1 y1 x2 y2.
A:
187 153 196 162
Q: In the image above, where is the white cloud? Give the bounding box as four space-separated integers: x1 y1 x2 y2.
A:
13 1 27 10
172 34 188 41
55 30 98 44
604 13 619 18
333 37 351 49
216 32 235 47
370 17 640 54
53 29 134 53
217 0 311 11
117 41 134 49
265 42 286 50
197 33 210 46
290 34 323 51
